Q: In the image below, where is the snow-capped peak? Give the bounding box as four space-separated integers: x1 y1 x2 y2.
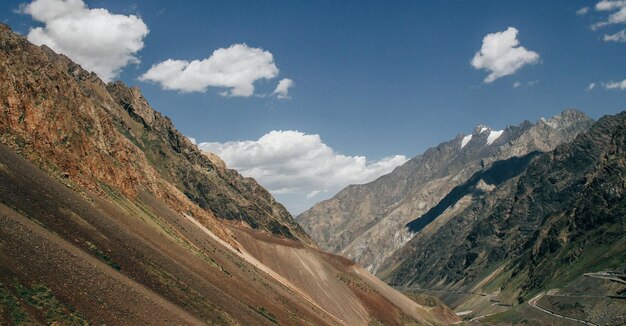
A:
539 117 558 129
486 130 504 145
461 134 473 149
473 124 491 134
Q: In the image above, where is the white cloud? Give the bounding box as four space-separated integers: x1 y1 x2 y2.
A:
608 7 626 23
471 27 540 83
273 78 294 99
604 29 626 41
589 79 626 89
577 7 590 15
197 130 407 213
306 190 321 198
513 80 539 89
596 0 626 11
22 0 148 82
139 44 279 96
591 1 626 30
604 79 626 89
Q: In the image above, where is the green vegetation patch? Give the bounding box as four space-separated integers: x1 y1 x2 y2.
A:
85 241 121 271
0 280 88 325
482 308 529 324
253 306 278 324
402 291 440 307
142 261 233 325
0 282 27 324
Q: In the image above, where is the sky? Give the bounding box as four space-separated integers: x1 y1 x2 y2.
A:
2 0 626 214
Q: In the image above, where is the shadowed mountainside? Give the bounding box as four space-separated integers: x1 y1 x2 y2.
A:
298 109 593 273
405 151 542 234
382 111 626 322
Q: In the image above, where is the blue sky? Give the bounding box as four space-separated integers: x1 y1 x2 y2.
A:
2 0 626 213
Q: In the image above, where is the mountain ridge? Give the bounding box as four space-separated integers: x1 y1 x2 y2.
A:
381 110 626 323
298 108 594 273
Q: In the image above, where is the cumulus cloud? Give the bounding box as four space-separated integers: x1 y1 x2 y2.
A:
591 0 626 30
588 79 626 90
21 0 148 82
197 130 407 213
604 79 626 89
512 81 522 88
604 29 626 41
596 0 626 11
471 27 540 83
139 44 279 96
273 78 294 99
577 7 590 15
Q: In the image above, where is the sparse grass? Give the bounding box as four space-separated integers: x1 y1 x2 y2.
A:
545 237 626 292
0 282 27 324
479 261 512 293
402 292 439 307
482 308 528 324
253 306 278 324
0 280 88 325
98 181 123 201
142 261 233 324
368 319 384 325
337 272 374 293
85 241 121 271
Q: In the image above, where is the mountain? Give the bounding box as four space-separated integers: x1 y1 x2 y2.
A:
298 109 594 273
0 24 456 325
382 110 626 324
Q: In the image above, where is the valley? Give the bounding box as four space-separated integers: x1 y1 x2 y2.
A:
1 0 625 324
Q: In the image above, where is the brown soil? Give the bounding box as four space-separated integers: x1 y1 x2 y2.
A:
0 143 333 325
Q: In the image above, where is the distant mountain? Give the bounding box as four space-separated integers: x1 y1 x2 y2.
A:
298 109 594 273
0 24 454 325
382 110 626 323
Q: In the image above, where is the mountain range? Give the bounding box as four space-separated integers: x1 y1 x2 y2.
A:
0 24 457 325
1 19 624 325
382 110 626 324
298 94 625 323
298 109 594 274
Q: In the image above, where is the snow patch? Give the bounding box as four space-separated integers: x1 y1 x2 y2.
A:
461 134 473 149
540 117 558 129
479 126 489 133
486 130 504 145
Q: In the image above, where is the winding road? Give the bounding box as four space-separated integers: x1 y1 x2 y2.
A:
528 293 599 326
584 272 626 285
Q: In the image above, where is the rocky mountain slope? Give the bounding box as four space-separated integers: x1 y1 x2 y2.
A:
298 109 593 273
0 24 455 325
382 110 626 324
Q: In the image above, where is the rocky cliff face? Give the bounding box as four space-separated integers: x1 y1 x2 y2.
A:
105 81 314 246
298 109 594 273
383 110 626 304
0 24 453 325
0 23 313 247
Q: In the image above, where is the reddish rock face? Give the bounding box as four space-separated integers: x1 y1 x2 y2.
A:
0 23 313 247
